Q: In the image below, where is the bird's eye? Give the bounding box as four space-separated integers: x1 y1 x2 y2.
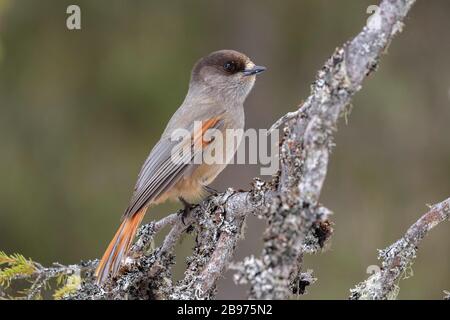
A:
223 61 237 73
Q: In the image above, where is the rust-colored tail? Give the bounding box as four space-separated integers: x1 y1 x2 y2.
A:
95 208 147 284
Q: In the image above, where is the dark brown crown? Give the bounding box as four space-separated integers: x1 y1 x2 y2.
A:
191 50 249 81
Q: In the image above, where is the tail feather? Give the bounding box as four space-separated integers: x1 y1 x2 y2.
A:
95 208 147 284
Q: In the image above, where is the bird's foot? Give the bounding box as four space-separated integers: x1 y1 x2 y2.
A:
178 197 192 225
203 185 219 195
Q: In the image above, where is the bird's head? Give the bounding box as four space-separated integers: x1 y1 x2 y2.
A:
190 50 266 103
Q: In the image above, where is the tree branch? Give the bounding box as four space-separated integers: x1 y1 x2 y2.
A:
350 198 450 300
235 0 417 299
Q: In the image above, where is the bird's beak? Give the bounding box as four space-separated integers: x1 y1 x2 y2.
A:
242 65 267 76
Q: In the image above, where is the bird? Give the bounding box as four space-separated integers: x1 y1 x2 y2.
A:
95 49 266 284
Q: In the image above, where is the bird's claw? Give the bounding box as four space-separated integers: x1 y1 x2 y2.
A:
203 185 219 195
178 197 192 225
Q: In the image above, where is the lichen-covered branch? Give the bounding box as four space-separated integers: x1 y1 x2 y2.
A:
68 184 274 300
0 250 93 299
444 291 450 300
235 0 417 299
350 197 450 300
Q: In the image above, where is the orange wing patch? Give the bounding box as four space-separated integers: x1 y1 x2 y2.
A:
194 117 222 147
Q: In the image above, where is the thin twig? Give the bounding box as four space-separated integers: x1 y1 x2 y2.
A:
350 197 450 300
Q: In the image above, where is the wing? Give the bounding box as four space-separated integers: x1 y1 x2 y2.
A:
122 115 224 219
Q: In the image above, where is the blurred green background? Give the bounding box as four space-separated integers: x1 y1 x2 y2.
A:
0 0 449 299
